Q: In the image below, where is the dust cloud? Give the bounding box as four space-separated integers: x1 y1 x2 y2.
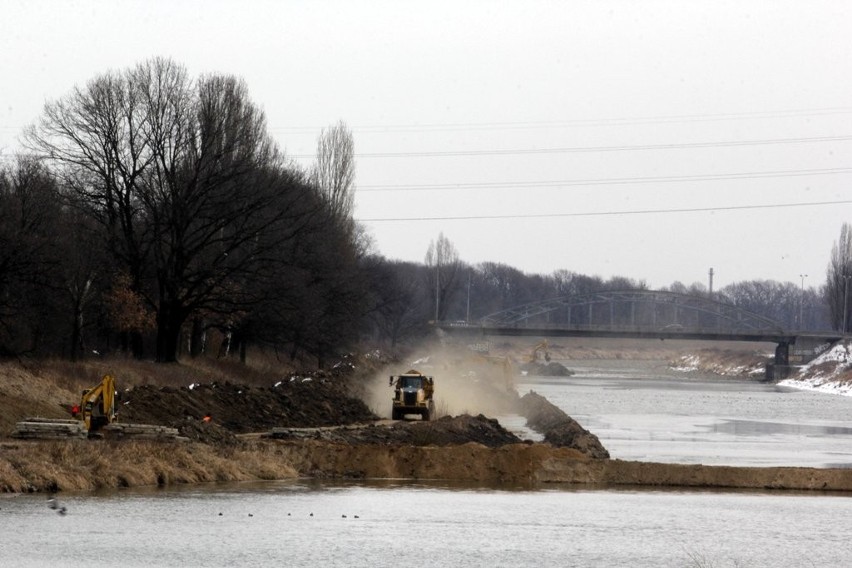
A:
361 344 519 420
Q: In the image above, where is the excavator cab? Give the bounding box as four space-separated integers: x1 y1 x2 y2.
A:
529 340 551 363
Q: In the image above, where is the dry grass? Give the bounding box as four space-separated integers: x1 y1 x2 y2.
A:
0 355 305 493
0 355 302 435
31 353 294 390
0 439 299 493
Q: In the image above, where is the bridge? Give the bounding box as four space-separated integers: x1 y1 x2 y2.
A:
435 290 843 378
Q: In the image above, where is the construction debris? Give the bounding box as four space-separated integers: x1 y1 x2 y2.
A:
12 418 86 440
100 423 183 440
11 417 183 441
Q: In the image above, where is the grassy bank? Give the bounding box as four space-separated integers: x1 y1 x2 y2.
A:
0 439 298 493
6 438 852 494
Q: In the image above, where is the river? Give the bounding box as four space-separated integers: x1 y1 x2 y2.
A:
3 360 852 567
516 359 852 468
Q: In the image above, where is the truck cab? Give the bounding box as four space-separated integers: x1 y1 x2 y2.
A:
389 370 435 421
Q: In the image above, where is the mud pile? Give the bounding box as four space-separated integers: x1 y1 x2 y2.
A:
520 361 574 377
519 391 609 459
268 414 522 447
117 374 377 443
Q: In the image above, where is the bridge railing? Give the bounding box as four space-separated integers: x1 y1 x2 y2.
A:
437 321 784 335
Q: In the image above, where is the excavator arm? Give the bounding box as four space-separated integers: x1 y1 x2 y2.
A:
80 374 117 432
529 340 551 363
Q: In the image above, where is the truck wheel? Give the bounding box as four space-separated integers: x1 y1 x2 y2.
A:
421 409 430 421
392 409 400 420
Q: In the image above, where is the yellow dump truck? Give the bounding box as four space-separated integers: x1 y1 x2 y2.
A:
389 370 435 421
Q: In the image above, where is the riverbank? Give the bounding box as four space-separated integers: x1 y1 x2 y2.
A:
3 339 851 495
5 436 852 494
778 341 852 396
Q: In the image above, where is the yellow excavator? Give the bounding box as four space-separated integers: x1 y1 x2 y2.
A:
72 374 117 433
528 340 551 363
13 374 180 440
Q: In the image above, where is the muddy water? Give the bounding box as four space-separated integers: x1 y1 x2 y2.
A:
517 360 852 468
4 360 852 567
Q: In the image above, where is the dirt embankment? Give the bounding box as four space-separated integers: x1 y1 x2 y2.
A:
267 414 522 447
274 441 852 491
518 391 609 459
3 344 852 495
6 436 852 494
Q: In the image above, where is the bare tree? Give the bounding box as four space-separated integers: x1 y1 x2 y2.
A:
24 62 158 357
312 121 355 228
720 279 799 329
57 208 110 360
364 259 430 346
0 156 63 355
478 262 529 313
825 222 852 331
424 232 462 321
25 58 323 362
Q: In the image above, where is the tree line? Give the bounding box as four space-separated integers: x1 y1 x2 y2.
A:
1 58 365 364
0 58 847 365
364 232 834 345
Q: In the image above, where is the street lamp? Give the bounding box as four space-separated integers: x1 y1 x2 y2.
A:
799 274 807 329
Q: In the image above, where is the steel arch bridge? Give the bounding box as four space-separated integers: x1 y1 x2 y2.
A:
479 290 785 333
436 290 844 375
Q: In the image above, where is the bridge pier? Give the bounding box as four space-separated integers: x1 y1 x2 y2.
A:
775 342 790 366
766 336 837 381
766 342 794 380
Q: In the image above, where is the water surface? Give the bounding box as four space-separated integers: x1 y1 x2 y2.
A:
517 359 852 467
3 481 851 567
4 359 852 567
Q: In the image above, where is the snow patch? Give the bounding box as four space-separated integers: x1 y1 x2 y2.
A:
670 353 765 377
776 341 852 396
779 376 852 397
799 342 852 373
671 354 699 373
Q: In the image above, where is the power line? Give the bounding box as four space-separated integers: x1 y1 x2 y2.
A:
289 134 852 159
269 106 852 134
357 199 852 222
357 167 852 192
8 106 852 136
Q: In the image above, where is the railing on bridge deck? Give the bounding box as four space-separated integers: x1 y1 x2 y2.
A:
436 320 791 343
476 290 786 335
434 290 845 377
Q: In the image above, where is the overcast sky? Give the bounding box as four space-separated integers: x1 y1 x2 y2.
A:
2 0 851 290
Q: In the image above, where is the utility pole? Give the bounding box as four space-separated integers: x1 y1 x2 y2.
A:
708 268 714 297
466 270 471 323
435 264 440 322
844 275 851 334
799 274 807 330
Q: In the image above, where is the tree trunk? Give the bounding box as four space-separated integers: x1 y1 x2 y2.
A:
119 330 145 359
156 299 184 363
70 313 82 362
189 317 206 357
